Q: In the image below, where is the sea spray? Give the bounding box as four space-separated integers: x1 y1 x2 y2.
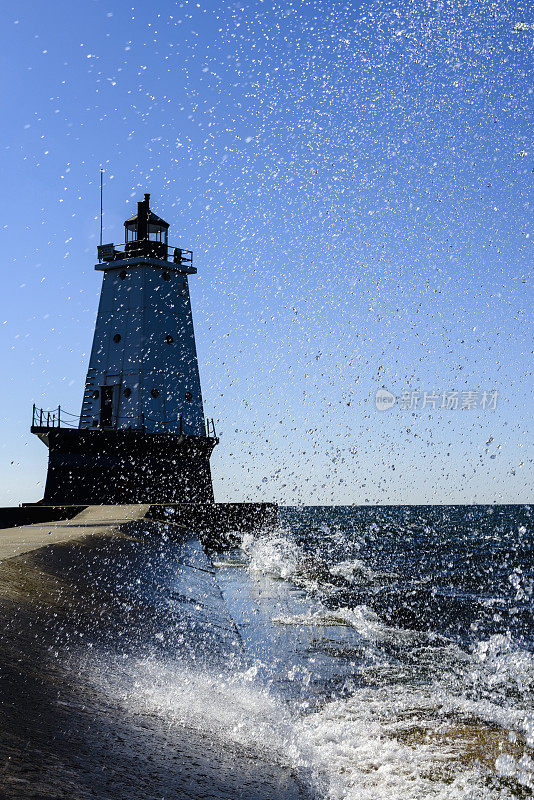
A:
234 506 534 797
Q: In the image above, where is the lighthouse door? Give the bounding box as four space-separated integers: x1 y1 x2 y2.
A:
100 386 114 427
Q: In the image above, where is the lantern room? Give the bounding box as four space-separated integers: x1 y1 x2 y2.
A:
124 193 169 260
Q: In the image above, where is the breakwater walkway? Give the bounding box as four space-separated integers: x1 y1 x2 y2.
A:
0 506 310 800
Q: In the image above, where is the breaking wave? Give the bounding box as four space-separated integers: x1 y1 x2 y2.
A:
236 524 534 797
84 643 533 800
77 511 533 800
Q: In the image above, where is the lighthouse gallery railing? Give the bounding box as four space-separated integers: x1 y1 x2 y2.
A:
31 405 217 438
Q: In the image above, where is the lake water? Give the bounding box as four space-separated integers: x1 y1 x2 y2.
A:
209 504 533 798
64 505 533 799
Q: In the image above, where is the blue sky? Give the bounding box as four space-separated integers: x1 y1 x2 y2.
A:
0 0 532 505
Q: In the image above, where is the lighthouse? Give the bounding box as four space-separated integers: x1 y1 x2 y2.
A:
32 194 218 504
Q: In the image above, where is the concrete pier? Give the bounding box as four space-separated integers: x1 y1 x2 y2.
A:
0 505 148 561
0 505 310 799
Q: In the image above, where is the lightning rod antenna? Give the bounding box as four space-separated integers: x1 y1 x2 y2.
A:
99 168 104 246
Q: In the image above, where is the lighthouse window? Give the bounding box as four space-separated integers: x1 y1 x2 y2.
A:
151 388 160 398
185 391 193 401
92 390 100 399
165 335 174 344
113 333 121 343
124 387 132 398
162 271 170 281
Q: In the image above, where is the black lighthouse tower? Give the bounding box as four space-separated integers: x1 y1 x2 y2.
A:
31 194 218 504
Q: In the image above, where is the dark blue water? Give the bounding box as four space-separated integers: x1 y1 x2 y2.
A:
75 505 533 799
280 505 533 649
225 504 534 797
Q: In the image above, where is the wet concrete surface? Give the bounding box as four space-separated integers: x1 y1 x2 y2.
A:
0 509 312 799
0 506 148 561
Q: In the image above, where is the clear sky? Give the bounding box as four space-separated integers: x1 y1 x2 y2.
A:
0 0 532 506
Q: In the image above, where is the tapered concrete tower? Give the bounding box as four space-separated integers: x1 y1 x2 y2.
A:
32 194 217 504
80 194 206 437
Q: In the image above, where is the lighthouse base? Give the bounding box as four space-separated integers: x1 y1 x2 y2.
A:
32 428 217 505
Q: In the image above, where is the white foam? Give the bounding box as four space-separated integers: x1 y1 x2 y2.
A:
241 530 303 581
272 603 425 647
298 681 533 798
84 650 532 799
472 633 534 698
82 652 324 792
329 558 374 583
240 531 387 598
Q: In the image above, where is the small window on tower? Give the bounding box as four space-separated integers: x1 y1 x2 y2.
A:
151 388 160 398
124 387 132 398
185 391 193 402
92 390 100 399
165 335 174 344
113 334 121 343
162 271 171 281
119 270 127 280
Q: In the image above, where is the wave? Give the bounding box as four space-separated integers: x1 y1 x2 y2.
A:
241 530 304 581
84 648 533 800
234 528 534 797
240 530 390 595
82 651 327 795
299 680 533 799
329 558 374 583
272 603 429 649
471 633 534 700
